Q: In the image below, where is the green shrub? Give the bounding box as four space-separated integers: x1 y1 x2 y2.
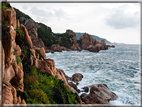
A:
24 75 39 87
16 56 21 65
2 79 5 83
2 5 11 11
2 2 12 11
24 65 79 104
28 89 50 104
21 45 28 59
16 28 24 39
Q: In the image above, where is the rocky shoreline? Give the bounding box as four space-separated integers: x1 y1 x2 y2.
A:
66 73 118 104
1 2 117 106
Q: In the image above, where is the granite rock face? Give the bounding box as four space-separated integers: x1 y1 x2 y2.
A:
19 17 45 48
2 5 26 105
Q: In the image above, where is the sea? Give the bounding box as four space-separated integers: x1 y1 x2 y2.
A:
46 44 141 106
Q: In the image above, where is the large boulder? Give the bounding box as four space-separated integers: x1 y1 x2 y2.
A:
80 84 118 104
71 73 83 83
90 84 118 101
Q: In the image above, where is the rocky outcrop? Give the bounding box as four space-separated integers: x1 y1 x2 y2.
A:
80 33 96 50
2 6 16 29
19 17 45 48
80 84 118 104
79 33 110 52
66 30 81 51
2 5 26 105
34 57 72 91
20 24 33 48
34 47 46 59
71 73 83 84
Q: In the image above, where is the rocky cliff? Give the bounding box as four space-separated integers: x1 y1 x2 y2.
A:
78 33 113 52
14 8 45 49
14 7 114 53
1 2 117 106
1 2 82 106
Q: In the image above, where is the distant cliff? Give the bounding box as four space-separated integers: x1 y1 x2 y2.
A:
75 32 111 44
14 7 114 53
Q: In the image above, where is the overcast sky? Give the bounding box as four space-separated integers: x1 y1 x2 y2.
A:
10 2 140 44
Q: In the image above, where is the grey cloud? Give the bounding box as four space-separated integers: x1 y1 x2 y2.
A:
105 10 140 29
30 7 53 18
54 9 66 17
22 5 28 10
30 7 67 22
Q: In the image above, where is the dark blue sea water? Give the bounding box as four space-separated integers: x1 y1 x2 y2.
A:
46 44 141 106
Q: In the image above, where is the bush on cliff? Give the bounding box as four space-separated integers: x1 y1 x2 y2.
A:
37 23 74 48
16 28 24 39
1 2 12 11
24 65 79 104
15 27 32 74
16 56 21 65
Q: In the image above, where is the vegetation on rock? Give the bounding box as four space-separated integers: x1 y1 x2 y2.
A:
14 8 74 49
1 2 12 11
37 23 74 48
24 65 79 104
16 56 21 65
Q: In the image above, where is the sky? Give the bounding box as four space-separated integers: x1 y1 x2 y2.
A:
9 1 140 44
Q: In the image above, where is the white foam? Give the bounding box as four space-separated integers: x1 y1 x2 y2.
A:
109 100 124 105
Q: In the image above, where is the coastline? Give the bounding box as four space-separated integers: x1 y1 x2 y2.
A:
2 2 140 106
